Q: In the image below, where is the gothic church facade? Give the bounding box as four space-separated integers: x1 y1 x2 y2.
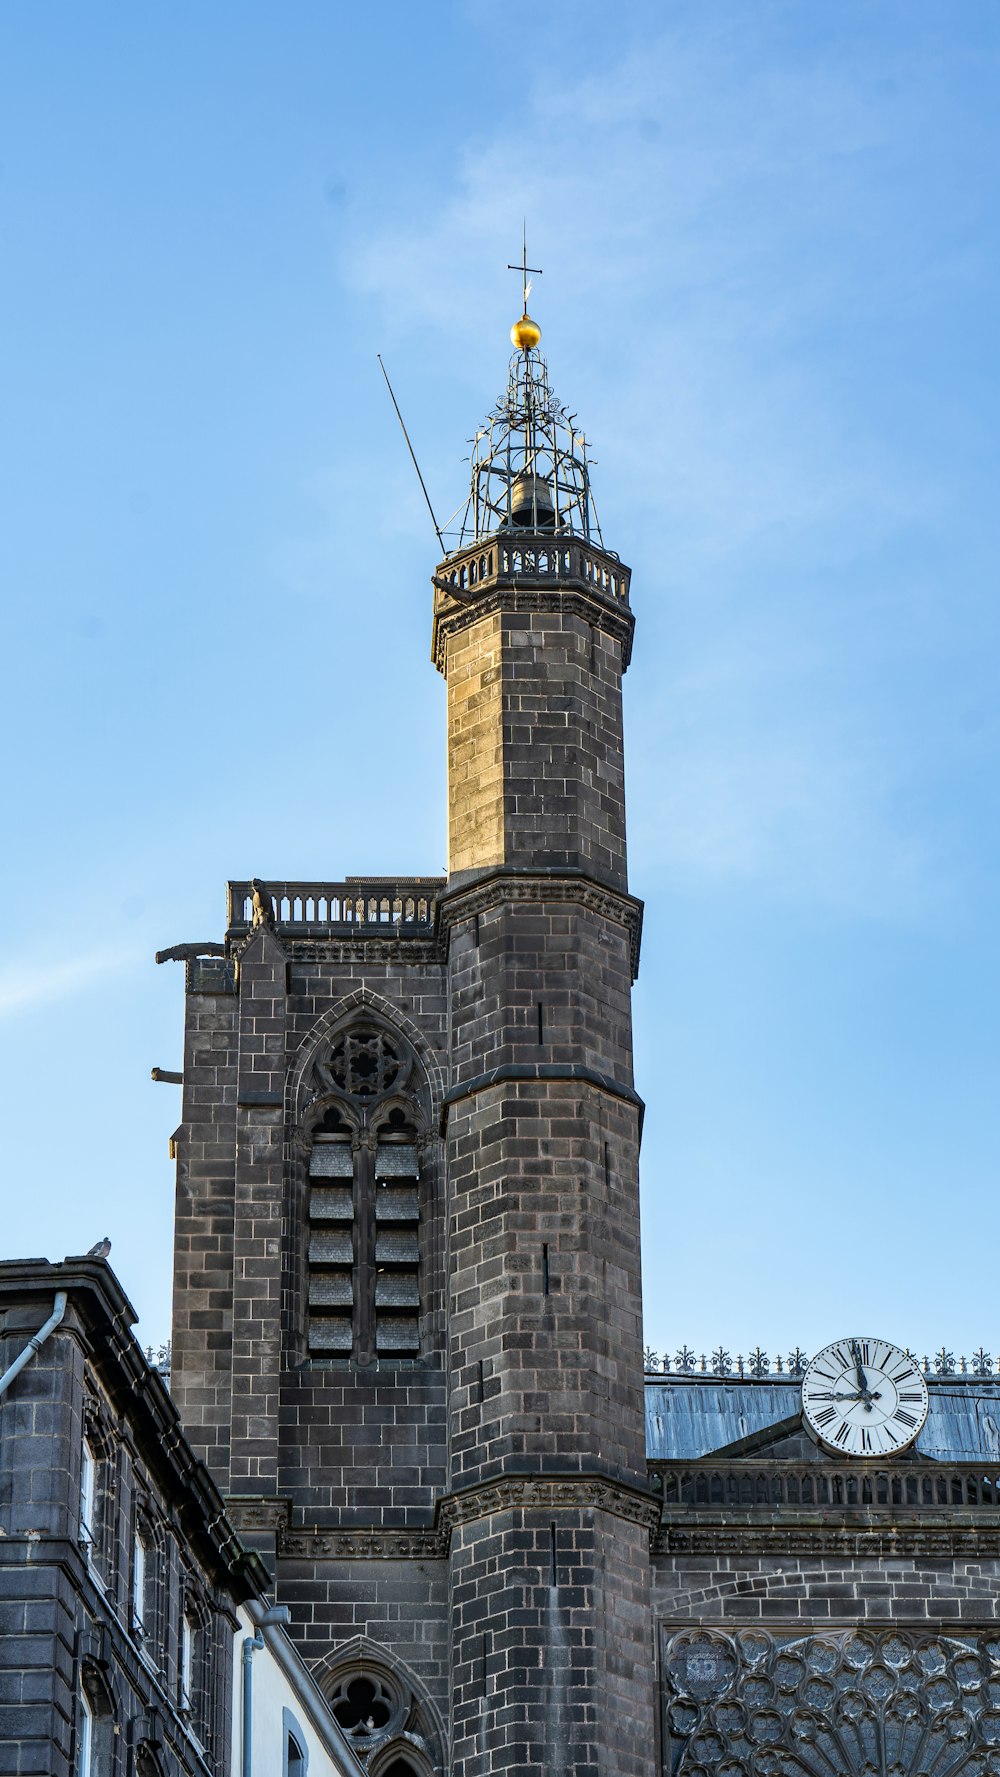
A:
166 307 1000 1777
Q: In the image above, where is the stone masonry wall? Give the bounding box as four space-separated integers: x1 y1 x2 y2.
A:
449 1507 656 1777
653 1550 1000 1627
500 610 628 890
446 607 629 891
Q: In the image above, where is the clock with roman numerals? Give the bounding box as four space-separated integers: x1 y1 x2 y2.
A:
801 1336 929 1457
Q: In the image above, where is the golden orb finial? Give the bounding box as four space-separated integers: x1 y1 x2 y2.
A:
510 311 542 352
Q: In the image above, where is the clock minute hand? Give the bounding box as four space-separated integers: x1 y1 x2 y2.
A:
850 1341 869 1395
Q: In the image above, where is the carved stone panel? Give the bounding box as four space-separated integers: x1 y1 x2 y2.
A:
661 1627 1000 1777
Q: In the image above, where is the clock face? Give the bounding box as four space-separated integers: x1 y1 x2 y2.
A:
801 1336 929 1457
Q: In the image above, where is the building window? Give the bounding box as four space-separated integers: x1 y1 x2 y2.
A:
283 1708 308 1777
180 1614 194 1714
131 1510 163 1666
325 1652 437 1777
79 1439 96 1553
132 1532 146 1637
305 1026 424 1363
77 1665 114 1777
179 1595 211 1748
76 1690 92 1777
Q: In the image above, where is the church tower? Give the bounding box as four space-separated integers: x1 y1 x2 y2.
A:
167 283 657 1776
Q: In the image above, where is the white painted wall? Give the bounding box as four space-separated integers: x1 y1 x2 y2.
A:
231 1605 363 1777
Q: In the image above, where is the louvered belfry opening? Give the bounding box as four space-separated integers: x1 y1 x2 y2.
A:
305 1026 423 1363
307 1104 355 1355
373 1109 420 1356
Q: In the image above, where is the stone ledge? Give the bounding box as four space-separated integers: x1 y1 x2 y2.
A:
440 1062 644 1134
437 1472 661 1537
438 867 643 979
432 582 635 675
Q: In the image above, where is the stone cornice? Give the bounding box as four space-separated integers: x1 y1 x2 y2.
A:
278 1526 446 1561
655 1522 1000 1558
432 582 635 675
436 1472 662 1537
263 1475 661 1562
440 1063 644 1136
283 939 445 966
437 868 644 980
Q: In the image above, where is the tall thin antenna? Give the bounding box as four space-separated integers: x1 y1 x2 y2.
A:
377 354 446 556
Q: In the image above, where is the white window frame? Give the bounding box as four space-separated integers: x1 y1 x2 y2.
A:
77 1688 93 1777
180 1614 194 1713
79 1439 96 1554
132 1531 146 1637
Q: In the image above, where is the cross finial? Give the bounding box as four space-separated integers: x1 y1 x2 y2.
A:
507 222 542 313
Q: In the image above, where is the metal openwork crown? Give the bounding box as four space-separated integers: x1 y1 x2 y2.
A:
455 341 603 549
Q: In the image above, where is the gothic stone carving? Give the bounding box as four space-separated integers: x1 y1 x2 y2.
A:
278 1527 445 1560
661 1627 1000 1777
225 1497 292 1533
437 1473 661 1535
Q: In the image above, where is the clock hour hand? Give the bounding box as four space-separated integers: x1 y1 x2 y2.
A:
808 1389 884 1403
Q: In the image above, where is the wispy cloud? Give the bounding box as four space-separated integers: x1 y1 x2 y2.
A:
340 21 989 925
0 945 144 1020
344 25 944 561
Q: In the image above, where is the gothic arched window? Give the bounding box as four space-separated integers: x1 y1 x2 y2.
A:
305 1025 424 1363
322 1646 439 1777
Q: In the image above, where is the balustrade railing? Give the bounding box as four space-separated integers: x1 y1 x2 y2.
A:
439 536 630 604
651 1459 1000 1516
227 879 444 935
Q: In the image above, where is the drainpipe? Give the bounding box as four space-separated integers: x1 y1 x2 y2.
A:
0 1292 68 1400
242 1605 291 1777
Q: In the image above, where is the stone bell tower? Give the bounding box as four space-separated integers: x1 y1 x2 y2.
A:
432 299 656 1777
166 283 656 1777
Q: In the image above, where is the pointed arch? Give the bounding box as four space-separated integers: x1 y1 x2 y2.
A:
285 987 446 1129
288 994 445 1365
309 1636 445 1773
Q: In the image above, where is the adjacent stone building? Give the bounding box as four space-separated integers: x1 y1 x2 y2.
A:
159 301 1000 1777
0 1255 371 1777
0 1255 259 1776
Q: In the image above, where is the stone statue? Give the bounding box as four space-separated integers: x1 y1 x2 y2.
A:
250 879 275 930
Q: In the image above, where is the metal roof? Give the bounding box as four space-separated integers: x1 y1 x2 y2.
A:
645 1376 1000 1464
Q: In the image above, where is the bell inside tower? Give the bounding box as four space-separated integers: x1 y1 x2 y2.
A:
509 470 555 527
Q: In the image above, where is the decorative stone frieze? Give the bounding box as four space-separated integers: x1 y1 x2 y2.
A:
278 1527 445 1561
437 1473 662 1536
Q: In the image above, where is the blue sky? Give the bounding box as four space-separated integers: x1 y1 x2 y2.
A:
1 1 997 1367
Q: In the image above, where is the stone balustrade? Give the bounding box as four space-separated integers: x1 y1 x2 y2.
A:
227 878 444 936
651 1458 1000 1516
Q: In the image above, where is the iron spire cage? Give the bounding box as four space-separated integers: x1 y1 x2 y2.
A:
451 344 603 550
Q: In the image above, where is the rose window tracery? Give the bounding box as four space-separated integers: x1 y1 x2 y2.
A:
314 1029 409 1102
663 1629 1000 1777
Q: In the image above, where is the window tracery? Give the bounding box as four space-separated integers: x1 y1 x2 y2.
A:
323 1655 436 1776
662 1627 1000 1777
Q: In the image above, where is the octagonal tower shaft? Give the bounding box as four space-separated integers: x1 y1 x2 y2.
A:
435 534 656 1776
